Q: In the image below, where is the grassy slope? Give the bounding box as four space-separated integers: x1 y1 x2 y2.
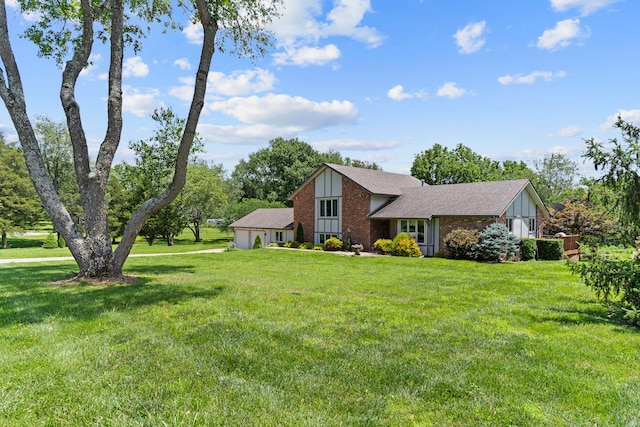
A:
1 250 638 426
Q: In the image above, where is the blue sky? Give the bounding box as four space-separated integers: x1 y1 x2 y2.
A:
1 0 639 176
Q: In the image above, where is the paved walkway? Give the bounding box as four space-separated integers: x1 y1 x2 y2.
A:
0 248 225 265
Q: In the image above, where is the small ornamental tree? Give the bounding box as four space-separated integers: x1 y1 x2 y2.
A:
296 223 305 244
572 238 640 326
253 235 263 249
477 223 519 262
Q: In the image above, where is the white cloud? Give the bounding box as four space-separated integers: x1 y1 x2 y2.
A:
271 0 383 67
312 138 401 152
207 94 358 130
173 58 191 70
122 86 163 117
453 21 487 54
183 21 203 44
387 85 426 101
600 109 640 129
322 0 383 47
123 57 149 78
498 70 567 85
550 0 620 15
208 68 276 96
537 19 588 50
273 44 341 66
547 125 583 137
169 77 196 103
436 82 467 98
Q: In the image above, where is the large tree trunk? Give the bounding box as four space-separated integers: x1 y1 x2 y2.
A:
1 231 7 249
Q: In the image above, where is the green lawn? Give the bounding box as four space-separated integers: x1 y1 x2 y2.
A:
1 250 639 426
0 227 233 259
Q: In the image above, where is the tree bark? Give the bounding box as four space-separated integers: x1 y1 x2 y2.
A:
1 231 7 249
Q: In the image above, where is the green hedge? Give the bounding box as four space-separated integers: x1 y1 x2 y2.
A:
520 238 537 261
536 238 564 260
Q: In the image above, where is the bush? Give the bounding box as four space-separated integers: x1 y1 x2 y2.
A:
267 242 279 247
324 237 343 251
444 228 480 260
477 223 519 262
572 241 640 327
225 241 236 252
392 233 422 257
520 238 537 261
312 245 324 251
373 238 393 255
296 223 305 244
252 235 263 249
299 242 315 250
42 233 58 249
536 239 563 260
284 240 299 249
57 234 66 248
433 251 445 258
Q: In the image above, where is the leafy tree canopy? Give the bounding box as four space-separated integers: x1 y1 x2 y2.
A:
583 117 640 241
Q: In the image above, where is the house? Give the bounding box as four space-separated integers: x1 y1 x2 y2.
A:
229 208 294 249
231 163 550 255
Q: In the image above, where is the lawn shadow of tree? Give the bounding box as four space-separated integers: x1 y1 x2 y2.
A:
0 263 224 327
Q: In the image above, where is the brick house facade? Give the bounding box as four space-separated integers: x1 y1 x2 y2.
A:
235 163 550 255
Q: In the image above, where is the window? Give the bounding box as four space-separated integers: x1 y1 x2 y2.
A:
320 199 339 217
275 231 283 242
398 219 426 245
506 218 513 232
528 217 536 232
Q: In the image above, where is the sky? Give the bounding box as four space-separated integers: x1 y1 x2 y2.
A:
1 0 639 177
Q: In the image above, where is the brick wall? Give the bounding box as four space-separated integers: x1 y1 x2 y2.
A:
438 216 497 256
342 178 373 248
292 180 315 243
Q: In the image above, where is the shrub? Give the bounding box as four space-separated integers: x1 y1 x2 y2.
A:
284 240 299 249
433 251 445 258
520 238 537 261
572 240 640 327
373 239 393 255
477 223 519 262
392 233 422 257
252 235 263 249
444 228 480 260
267 242 279 247
536 238 563 260
324 237 343 251
312 245 324 251
299 242 315 250
296 223 305 244
57 234 66 248
225 241 237 252
42 233 58 249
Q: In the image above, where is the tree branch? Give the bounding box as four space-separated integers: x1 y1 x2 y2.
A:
113 1 218 268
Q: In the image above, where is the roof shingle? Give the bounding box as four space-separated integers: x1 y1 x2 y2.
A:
229 208 294 229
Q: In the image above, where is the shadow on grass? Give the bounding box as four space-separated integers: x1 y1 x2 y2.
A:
0 263 224 327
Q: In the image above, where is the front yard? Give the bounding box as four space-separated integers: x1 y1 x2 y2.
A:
1 250 638 426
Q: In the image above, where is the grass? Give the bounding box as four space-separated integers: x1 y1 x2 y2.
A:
0 226 233 259
1 249 639 426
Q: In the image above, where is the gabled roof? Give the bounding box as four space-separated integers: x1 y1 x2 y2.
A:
369 179 549 219
288 163 422 200
229 208 294 229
